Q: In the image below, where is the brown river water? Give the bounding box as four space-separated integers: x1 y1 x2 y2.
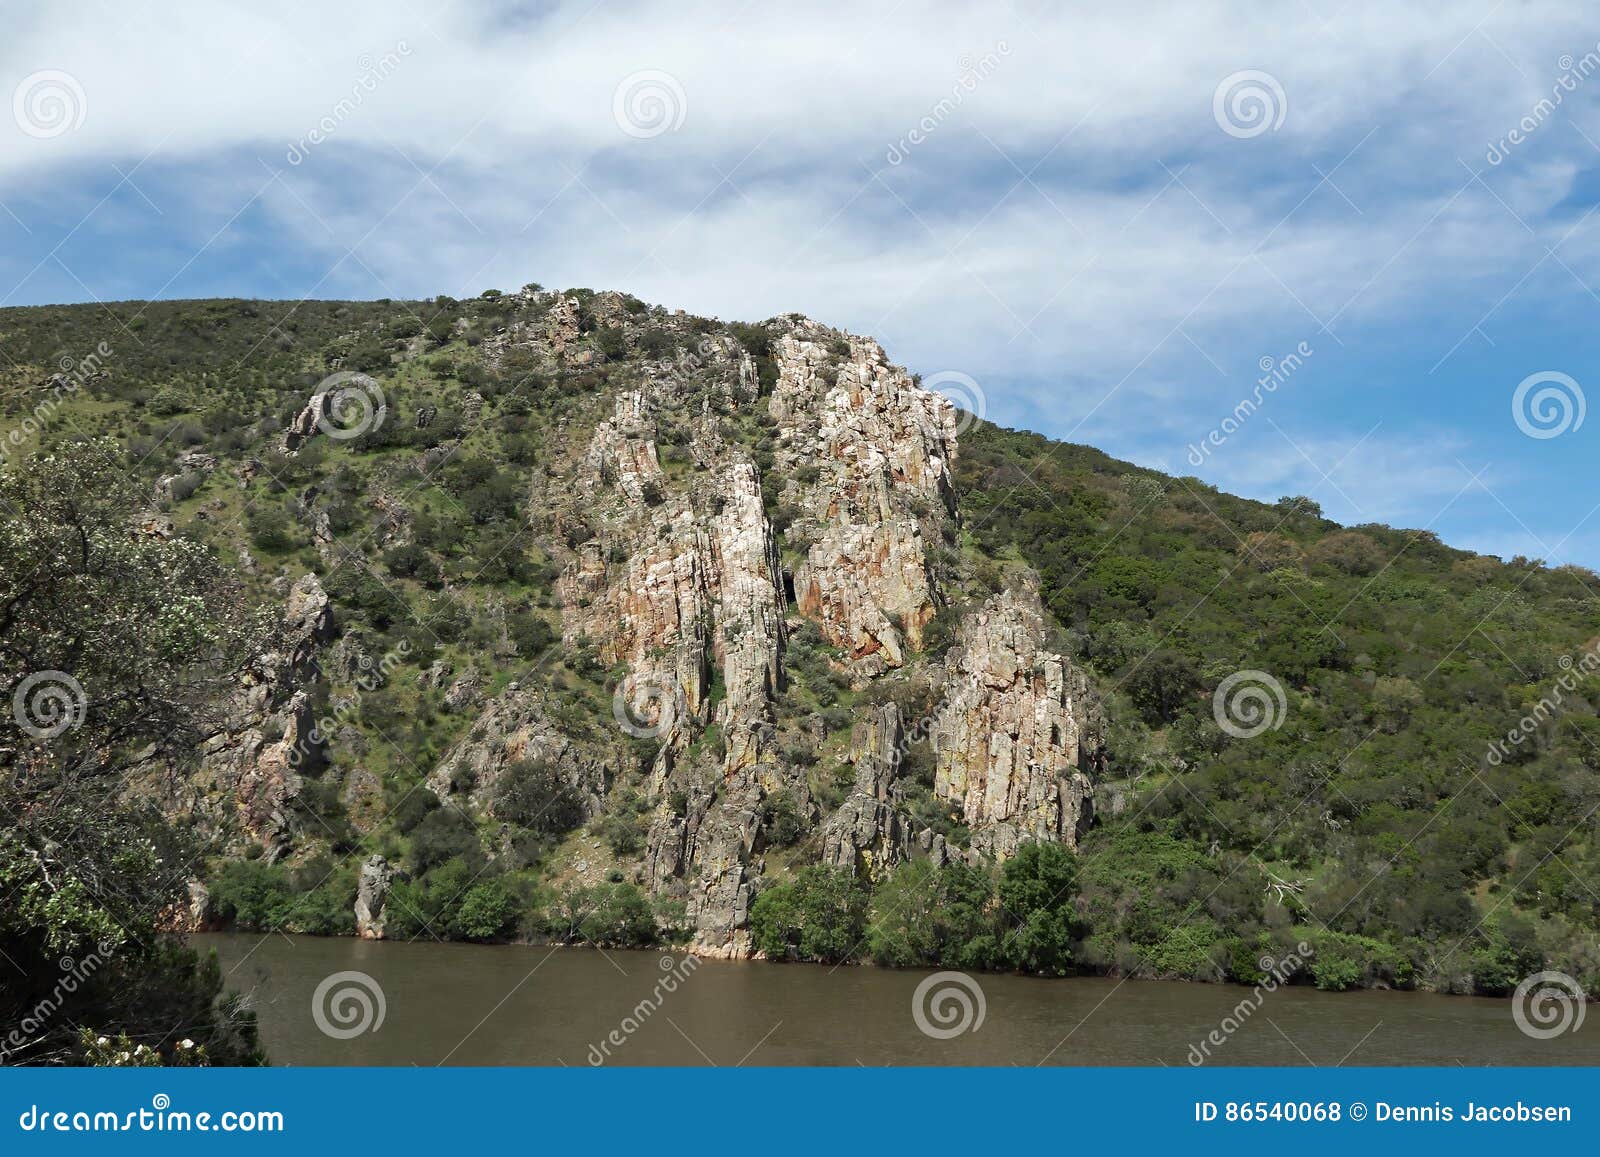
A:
194 933 1599 1066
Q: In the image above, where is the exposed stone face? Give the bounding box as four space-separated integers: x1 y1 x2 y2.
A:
821 702 960 878
281 392 329 454
355 855 396 940
427 684 610 813
931 588 1103 857
549 362 790 954
821 704 909 877
196 573 332 855
769 324 959 672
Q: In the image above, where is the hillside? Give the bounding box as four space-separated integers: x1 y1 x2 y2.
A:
3 287 1598 997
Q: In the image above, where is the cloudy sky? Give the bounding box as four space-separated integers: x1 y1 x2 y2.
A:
3 0 1598 564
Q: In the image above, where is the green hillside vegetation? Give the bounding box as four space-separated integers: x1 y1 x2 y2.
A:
3 292 1598 1017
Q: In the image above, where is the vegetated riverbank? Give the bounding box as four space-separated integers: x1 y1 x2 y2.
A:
202 836 1570 999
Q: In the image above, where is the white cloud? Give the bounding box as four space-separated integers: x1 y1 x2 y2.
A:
3 0 1598 559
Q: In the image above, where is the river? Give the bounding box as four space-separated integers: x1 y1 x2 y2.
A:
194 933 1597 1066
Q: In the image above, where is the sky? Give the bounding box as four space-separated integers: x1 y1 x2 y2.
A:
2 0 1598 566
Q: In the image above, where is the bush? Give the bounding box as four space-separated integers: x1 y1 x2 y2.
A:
551 882 657 947
455 879 521 941
749 866 868 963
493 758 586 838
995 842 1079 976
866 860 994 968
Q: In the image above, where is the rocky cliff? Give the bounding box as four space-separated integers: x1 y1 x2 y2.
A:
132 288 1104 953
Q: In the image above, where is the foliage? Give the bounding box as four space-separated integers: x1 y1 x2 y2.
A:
0 444 262 1064
749 865 868 963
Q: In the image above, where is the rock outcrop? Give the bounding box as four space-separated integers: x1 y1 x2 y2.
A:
931 588 1102 856
355 855 396 939
195 573 332 854
427 684 610 814
770 326 959 673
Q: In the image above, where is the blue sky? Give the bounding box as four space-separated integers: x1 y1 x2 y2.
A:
2 0 1598 565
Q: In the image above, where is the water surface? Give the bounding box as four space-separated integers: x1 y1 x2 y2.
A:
196 933 1597 1066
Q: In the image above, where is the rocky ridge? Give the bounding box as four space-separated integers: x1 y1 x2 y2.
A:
180 292 1105 953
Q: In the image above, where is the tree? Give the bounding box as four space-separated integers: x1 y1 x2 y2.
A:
0 441 265 1064
996 842 1080 976
866 860 995 968
749 866 868 963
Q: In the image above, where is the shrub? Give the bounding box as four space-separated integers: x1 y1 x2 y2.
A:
995 842 1080 976
749 866 867 963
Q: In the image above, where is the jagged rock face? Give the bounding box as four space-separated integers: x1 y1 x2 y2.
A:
821 704 909 877
281 392 328 455
931 590 1103 857
822 703 958 879
355 855 396 940
769 325 959 673
553 364 788 954
195 573 332 855
427 684 610 813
